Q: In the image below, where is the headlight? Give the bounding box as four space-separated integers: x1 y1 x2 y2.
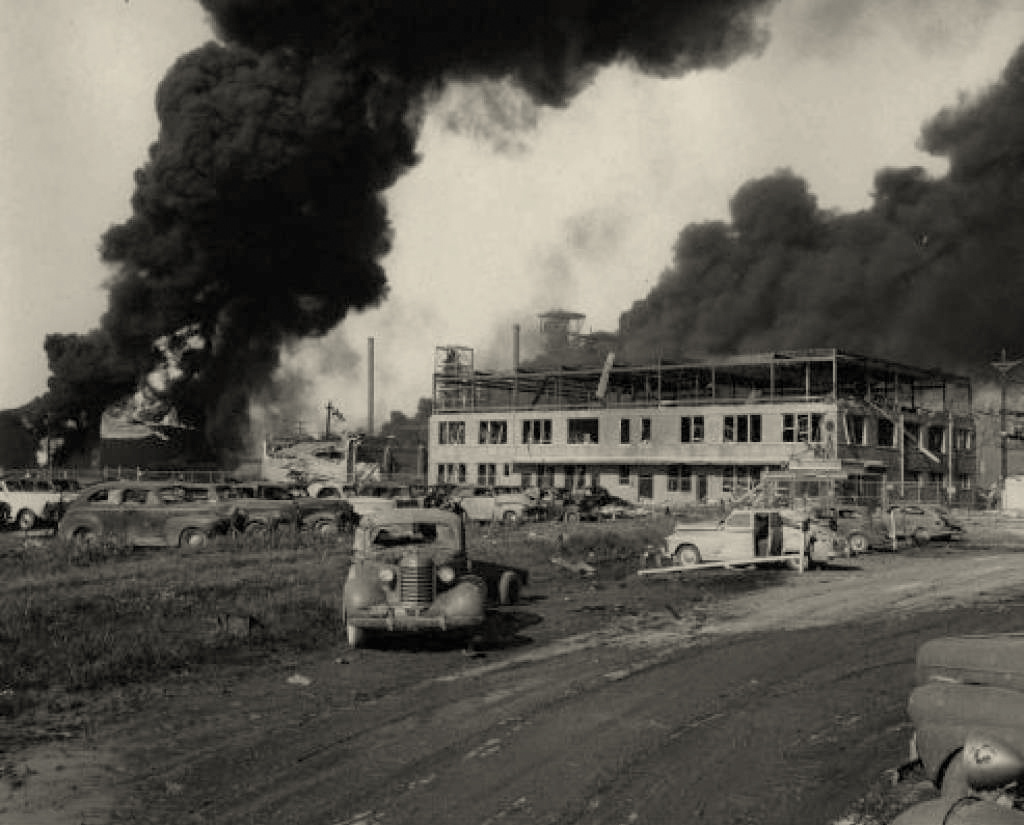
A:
437 565 456 584
378 567 396 584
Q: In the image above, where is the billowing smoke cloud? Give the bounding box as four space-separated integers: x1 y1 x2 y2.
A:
617 41 1024 376
84 0 777 455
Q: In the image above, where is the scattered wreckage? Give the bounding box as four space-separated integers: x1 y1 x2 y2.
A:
638 507 838 576
892 633 1024 823
341 507 528 648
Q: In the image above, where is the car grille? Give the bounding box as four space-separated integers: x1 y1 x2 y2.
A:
400 555 435 604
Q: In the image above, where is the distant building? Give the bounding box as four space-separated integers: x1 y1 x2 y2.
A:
428 347 977 506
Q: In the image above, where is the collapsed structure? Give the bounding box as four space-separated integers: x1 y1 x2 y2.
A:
429 345 976 507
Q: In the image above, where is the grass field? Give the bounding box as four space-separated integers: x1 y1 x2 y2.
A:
0 516 673 717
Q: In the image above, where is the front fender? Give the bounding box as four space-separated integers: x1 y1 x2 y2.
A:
342 566 387 612
427 576 486 623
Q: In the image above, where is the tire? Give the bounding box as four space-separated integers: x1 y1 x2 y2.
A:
913 528 930 547
179 528 208 549
16 509 36 531
939 750 970 799
675 544 701 566
72 526 98 548
502 510 519 524
498 570 521 605
847 532 869 555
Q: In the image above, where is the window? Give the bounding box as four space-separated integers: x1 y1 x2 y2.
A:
878 418 895 447
437 463 467 483
680 416 704 443
723 414 761 443
782 413 823 443
439 421 466 445
927 426 946 454
618 466 630 485
477 463 497 486
503 463 511 477
721 466 761 494
567 418 599 444
954 429 973 450
848 415 866 445
641 418 651 441
479 420 508 444
620 419 630 444
959 473 972 490
522 419 552 444
904 422 920 447
667 465 692 492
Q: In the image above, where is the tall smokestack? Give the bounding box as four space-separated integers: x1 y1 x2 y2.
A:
367 336 375 435
513 323 520 407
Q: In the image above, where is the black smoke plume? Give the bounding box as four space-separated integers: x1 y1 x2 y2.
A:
58 0 774 457
617 42 1024 378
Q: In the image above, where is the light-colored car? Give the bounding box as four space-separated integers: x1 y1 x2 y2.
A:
341 508 527 648
57 481 238 548
662 508 836 569
0 477 72 530
450 486 530 523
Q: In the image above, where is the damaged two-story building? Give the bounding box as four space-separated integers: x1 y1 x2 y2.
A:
428 347 976 507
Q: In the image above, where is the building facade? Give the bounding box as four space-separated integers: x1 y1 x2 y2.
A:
428 348 977 507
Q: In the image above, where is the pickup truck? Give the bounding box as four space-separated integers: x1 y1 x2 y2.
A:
0 477 73 530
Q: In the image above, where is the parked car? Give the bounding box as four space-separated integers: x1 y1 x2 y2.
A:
524 487 581 523
228 482 301 535
0 476 73 530
809 504 891 555
892 634 1024 823
449 486 530 523
575 490 650 521
57 481 238 548
660 507 836 570
341 508 528 648
887 504 963 546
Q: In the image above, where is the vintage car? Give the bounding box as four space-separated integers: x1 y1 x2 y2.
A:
341 508 527 648
892 634 1024 823
0 476 73 530
887 504 963 546
57 481 238 548
449 485 530 523
524 487 582 523
661 507 837 570
810 504 891 555
230 482 354 536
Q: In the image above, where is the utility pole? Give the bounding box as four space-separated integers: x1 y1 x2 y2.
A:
992 349 1022 490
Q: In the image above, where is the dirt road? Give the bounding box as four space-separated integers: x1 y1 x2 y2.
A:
5 537 1024 825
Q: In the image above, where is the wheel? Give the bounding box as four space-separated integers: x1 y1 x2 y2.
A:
847 532 869 555
498 570 521 605
913 528 930 547
179 528 208 549
939 750 971 799
502 510 519 524
675 544 701 565
16 510 36 531
72 526 98 548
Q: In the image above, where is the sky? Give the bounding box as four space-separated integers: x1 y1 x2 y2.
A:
3 0 1024 434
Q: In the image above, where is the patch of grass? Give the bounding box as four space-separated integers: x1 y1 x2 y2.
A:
0 532 353 712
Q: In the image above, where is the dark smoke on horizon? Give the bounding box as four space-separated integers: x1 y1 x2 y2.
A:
80 0 777 455
616 42 1024 379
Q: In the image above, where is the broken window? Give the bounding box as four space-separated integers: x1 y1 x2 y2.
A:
567 418 599 444
478 420 508 444
438 420 466 445
522 419 552 444
680 415 704 443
